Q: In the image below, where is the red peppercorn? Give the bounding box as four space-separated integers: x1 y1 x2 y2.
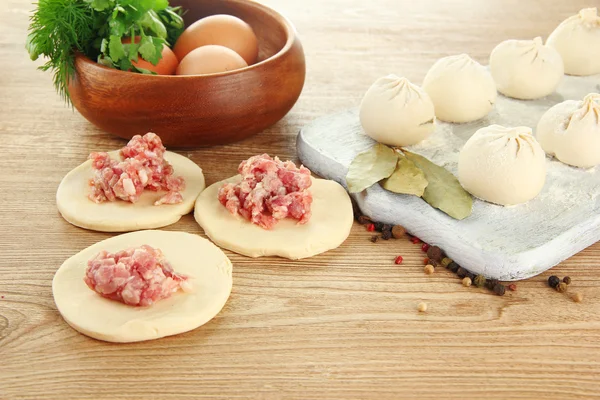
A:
394 256 403 265
508 284 517 291
411 237 421 244
424 257 430 265
422 243 430 252
367 223 375 232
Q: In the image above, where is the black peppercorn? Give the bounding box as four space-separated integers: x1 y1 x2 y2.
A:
381 229 392 240
465 271 476 281
448 262 460 273
493 283 506 296
426 246 443 262
474 275 487 288
374 222 384 232
556 282 568 293
441 258 453 267
548 275 560 288
358 215 372 225
456 267 468 279
486 279 499 290
563 276 572 285
370 235 379 243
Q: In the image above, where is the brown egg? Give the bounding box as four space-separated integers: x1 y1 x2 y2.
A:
173 14 259 65
175 45 248 76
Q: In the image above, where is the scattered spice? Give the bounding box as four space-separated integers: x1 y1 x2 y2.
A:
548 275 560 288
370 235 379 243
448 262 460 273
486 279 499 290
426 246 443 262
394 255 403 265
1 295 4 299
381 229 392 240
424 264 435 275
474 275 487 288
421 243 430 253
358 215 372 225
410 237 421 244
456 267 468 279
441 258 453 268
417 302 428 312
367 223 375 232
573 292 583 303
563 276 572 285
508 284 517 291
556 282 568 293
374 222 385 232
424 257 430 265
462 277 472 287
493 283 506 296
391 225 406 239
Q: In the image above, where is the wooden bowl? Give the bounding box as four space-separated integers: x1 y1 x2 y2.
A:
68 0 306 147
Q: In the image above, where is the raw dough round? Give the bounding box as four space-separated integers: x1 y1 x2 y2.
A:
56 151 205 232
489 37 564 100
458 125 547 206
52 230 233 343
359 75 436 146
547 8 600 76
536 93 600 169
422 54 497 123
194 176 353 259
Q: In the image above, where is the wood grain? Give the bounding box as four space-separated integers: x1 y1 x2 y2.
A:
1 0 600 399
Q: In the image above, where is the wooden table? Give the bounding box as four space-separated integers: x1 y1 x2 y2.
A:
1 1 599 399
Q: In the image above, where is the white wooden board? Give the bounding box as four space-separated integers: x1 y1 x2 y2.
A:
297 74 600 281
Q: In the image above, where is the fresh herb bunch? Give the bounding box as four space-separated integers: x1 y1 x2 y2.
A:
27 0 185 104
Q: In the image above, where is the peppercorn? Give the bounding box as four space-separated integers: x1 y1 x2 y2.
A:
417 302 428 312
394 255 403 265
474 275 487 288
462 277 472 287
548 275 560 288
381 229 392 240
456 267 468 279
465 272 476 281
448 262 460 273
426 246 443 262
391 225 406 239
486 279 499 290
424 257 430 265
441 258 453 268
421 243 430 253
410 236 421 244
493 283 506 296
358 215 372 225
563 276 572 285
424 264 435 275
370 235 379 243
573 292 583 303
508 284 517 291
374 222 384 232
556 282 568 293
367 223 375 232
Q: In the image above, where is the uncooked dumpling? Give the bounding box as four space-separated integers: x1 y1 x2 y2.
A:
56 151 205 232
536 93 600 169
458 125 547 205
359 75 436 146
52 230 233 343
489 37 564 100
194 176 353 260
547 8 600 76
422 54 497 123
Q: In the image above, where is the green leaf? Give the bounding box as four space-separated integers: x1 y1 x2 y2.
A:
404 151 473 220
25 33 40 61
153 0 169 11
85 0 112 11
133 66 158 75
108 35 126 62
346 144 398 193
381 155 428 197
141 10 167 39
138 35 163 65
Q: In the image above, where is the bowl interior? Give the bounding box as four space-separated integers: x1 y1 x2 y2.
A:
171 0 289 63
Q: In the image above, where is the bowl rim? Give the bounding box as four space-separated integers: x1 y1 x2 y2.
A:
75 0 300 79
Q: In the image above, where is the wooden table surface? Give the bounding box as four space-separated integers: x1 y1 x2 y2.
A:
2 0 600 399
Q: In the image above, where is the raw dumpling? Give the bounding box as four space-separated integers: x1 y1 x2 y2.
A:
547 8 600 76
422 54 497 123
458 125 547 206
536 93 600 169
359 75 436 146
489 37 564 100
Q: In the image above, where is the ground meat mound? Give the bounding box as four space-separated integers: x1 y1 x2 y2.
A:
218 154 313 230
84 245 189 307
88 133 185 206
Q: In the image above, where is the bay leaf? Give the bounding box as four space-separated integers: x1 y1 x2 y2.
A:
404 150 473 220
346 143 398 193
381 155 428 197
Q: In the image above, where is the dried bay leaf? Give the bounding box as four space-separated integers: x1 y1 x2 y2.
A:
381 156 428 197
346 143 398 193
404 150 473 220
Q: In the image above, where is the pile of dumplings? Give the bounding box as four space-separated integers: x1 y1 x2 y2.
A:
359 7 600 207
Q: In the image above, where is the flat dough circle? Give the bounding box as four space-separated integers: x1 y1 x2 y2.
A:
194 176 353 259
57 151 205 232
52 230 233 343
